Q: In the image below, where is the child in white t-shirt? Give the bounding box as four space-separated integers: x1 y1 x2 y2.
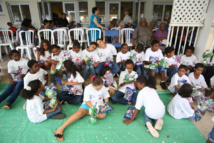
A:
168 65 191 93
168 83 196 119
0 50 28 109
116 43 130 71
144 40 166 90
130 44 146 76
82 42 100 79
69 41 84 72
165 47 178 83
100 65 117 97
112 60 138 105
96 39 120 75
57 60 84 104
21 80 65 123
123 75 165 138
188 63 208 88
181 46 198 72
54 76 109 142
36 40 51 70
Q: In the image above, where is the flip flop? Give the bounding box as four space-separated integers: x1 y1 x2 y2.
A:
146 122 159 138
54 130 64 142
155 118 164 130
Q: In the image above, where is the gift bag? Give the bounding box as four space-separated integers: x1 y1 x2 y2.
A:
124 87 135 102
124 107 136 120
99 102 114 113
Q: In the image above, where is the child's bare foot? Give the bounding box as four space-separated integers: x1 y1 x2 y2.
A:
154 118 164 130
54 128 64 142
146 122 159 138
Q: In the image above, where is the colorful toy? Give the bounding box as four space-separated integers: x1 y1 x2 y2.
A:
105 57 113 68
98 102 114 113
202 50 213 66
104 71 114 86
124 72 137 83
144 62 158 70
130 53 137 63
159 58 169 68
124 107 136 120
60 84 72 91
87 56 94 65
89 104 99 125
49 98 57 108
56 61 63 71
69 86 83 95
124 87 135 102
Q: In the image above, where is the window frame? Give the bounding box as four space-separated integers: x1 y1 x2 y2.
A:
8 2 32 25
0 2 4 15
152 2 173 22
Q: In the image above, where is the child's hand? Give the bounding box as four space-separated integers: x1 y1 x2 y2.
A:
47 56 51 60
93 63 98 67
62 81 67 85
104 83 109 87
120 82 127 87
85 61 89 65
10 79 14 84
52 102 58 111
191 106 196 111
123 119 133 125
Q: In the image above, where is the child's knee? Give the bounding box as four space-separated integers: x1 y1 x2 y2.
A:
98 113 106 119
76 109 87 117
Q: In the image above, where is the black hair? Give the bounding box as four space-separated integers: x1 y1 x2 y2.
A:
92 76 103 86
90 42 98 47
21 80 42 100
73 40 81 49
51 44 61 51
178 64 188 71
136 75 156 89
77 23 81 27
136 43 144 52
63 60 77 78
92 7 98 14
21 19 32 27
9 50 20 58
195 63 204 69
96 39 103 42
7 22 12 25
178 83 193 98
165 47 175 55
185 46 195 53
28 60 38 68
125 59 134 67
151 40 159 46
121 43 128 49
205 88 213 97
40 40 51 56
43 19 49 25
100 66 111 77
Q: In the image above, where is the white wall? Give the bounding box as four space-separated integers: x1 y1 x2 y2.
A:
195 0 214 61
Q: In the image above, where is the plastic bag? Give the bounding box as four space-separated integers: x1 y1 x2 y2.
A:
144 62 158 70
89 103 99 125
124 87 135 102
104 71 114 86
124 107 136 120
159 58 169 68
45 83 57 98
99 102 114 113
124 71 137 83
56 61 63 71
60 84 72 91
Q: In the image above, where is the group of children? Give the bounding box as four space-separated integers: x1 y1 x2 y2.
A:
0 38 213 141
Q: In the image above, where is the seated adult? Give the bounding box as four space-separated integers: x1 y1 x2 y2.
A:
108 19 118 30
125 20 136 29
155 22 167 44
7 22 17 35
132 18 154 47
40 19 51 30
58 13 68 27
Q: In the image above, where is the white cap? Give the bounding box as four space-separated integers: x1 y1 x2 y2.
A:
128 20 133 24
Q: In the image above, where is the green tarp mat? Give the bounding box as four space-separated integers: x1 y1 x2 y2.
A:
0 84 206 143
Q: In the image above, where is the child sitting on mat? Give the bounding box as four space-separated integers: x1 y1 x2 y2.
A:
168 83 196 119
21 80 65 123
57 60 84 104
123 75 165 138
36 39 51 70
54 76 109 142
116 43 130 71
0 50 28 109
112 59 138 105
100 65 117 98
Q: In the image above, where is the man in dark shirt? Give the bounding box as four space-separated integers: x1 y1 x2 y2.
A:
58 13 68 27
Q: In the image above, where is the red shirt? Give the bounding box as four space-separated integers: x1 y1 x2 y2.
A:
8 27 17 35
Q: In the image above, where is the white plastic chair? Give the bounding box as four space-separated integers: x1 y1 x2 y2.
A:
67 28 84 50
0 30 15 60
111 27 118 30
80 27 88 49
16 30 36 60
52 28 67 50
38 29 53 45
121 28 134 47
14 29 20 45
59 27 69 42
86 28 101 46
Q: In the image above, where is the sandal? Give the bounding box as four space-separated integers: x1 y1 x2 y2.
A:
146 122 159 138
54 130 64 142
154 118 164 130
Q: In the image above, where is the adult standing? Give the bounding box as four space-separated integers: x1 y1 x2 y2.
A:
58 13 68 27
132 18 154 47
89 7 107 43
123 11 132 25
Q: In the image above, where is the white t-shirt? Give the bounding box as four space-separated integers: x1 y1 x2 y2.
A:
8 58 28 81
51 50 71 62
181 55 198 66
123 15 132 24
188 72 208 88
165 56 177 66
82 49 100 63
26 95 47 123
116 51 130 63
24 68 48 88
168 94 194 119
83 84 110 106
96 44 117 62
68 71 84 95
130 50 144 64
144 48 163 62
168 73 190 93
119 70 138 93
135 87 165 119
69 50 82 65
40 51 51 61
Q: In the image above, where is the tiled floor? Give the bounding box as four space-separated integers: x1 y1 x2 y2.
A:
0 54 213 140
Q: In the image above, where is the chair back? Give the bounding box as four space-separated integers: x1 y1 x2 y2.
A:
19 30 34 46
86 28 101 46
38 29 53 45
